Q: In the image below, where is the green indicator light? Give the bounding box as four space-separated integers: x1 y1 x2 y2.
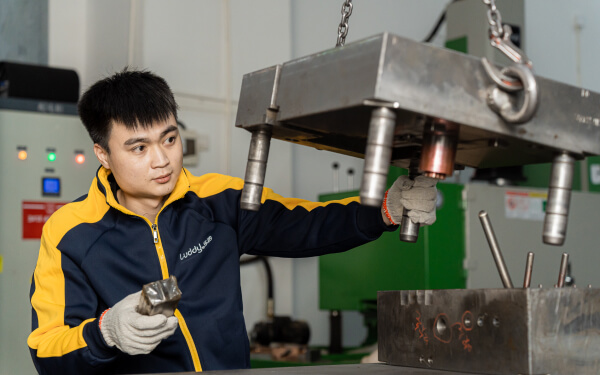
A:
47 152 57 162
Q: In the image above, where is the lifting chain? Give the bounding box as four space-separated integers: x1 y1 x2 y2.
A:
483 0 504 39
336 0 353 47
481 0 539 123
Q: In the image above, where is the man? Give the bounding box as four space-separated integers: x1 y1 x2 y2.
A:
28 69 437 374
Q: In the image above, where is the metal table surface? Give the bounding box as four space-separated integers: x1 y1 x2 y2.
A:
145 364 478 374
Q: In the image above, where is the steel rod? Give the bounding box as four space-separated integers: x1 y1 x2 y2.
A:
478 210 514 288
400 167 421 243
240 128 272 211
399 212 420 243
360 107 396 206
543 152 575 246
523 252 535 288
557 253 569 288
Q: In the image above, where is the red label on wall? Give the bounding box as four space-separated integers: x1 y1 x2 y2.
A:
22 201 68 240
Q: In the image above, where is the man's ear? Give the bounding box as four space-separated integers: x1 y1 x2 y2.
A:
94 144 110 169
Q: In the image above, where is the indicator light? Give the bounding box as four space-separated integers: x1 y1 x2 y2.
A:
75 154 85 164
18 150 28 160
47 152 57 162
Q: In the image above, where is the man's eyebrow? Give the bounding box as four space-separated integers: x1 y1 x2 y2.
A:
124 137 149 146
160 125 178 139
123 125 178 146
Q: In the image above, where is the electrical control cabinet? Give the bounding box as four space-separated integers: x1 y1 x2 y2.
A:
0 99 97 375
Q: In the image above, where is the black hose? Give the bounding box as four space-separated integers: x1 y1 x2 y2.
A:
422 0 462 43
240 256 273 300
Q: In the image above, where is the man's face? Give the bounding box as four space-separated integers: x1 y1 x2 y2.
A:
95 114 183 206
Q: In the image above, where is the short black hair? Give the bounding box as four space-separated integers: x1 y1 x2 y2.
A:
78 68 178 152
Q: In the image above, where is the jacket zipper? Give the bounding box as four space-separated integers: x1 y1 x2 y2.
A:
152 224 158 244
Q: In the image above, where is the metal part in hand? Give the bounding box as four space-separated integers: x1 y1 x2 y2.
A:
400 165 421 243
336 0 353 47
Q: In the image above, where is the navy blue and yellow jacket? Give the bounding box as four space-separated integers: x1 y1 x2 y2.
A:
28 166 394 374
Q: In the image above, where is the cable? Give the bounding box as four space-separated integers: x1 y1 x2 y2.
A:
240 256 274 302
422 0 462 43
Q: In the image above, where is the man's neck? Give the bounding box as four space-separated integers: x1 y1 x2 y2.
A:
116 190 167 223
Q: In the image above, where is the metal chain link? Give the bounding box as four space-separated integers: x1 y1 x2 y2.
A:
336 0 353 47
481 0 531 68
482 0 504 38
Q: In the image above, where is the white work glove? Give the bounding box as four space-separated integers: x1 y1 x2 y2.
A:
383 175 438 226
99 291 179 355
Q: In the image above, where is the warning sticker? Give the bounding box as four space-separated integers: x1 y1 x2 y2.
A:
504 191 547 221
22 201 68 239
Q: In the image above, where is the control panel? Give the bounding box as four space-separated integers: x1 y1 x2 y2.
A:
0 99 98 375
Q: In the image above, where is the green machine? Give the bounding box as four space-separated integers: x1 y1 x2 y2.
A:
318 168 467 350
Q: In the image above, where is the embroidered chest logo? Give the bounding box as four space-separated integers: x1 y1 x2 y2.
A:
180 235 212 261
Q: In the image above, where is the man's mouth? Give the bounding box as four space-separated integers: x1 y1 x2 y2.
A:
154 173 172 184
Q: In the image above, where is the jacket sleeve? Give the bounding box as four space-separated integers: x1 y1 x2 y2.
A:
28 223 120 374
237 187 397 257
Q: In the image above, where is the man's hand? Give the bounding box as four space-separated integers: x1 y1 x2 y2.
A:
382 175 438 226
99 291 178 355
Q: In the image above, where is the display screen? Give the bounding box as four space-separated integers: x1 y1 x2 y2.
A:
42 177 61 196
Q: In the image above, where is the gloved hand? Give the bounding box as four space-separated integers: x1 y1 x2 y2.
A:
99 291 178 355
382 175 438 226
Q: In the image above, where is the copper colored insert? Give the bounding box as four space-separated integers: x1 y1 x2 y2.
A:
419 118 460 180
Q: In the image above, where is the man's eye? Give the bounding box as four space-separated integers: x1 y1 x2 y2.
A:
166 136 176 144
133 145 145 152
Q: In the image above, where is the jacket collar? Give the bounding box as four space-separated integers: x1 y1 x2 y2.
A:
95 166 191 216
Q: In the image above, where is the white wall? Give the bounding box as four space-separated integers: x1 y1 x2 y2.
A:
48 0 86 77
525 0 600 92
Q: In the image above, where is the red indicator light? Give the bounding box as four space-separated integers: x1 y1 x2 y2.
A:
75 154 85 164
18 150 28 160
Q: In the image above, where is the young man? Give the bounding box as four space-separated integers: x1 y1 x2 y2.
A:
28 70 437 374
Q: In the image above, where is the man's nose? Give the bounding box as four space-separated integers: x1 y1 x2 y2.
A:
151 146 170 168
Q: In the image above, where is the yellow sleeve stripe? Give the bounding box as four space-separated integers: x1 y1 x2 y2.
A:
29 233 66 353
29 180 110 356
187 172 359 211
28 319 94 357
175 309 202 372
262 188 360 211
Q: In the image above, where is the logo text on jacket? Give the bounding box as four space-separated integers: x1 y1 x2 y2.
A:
180 236 212 261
